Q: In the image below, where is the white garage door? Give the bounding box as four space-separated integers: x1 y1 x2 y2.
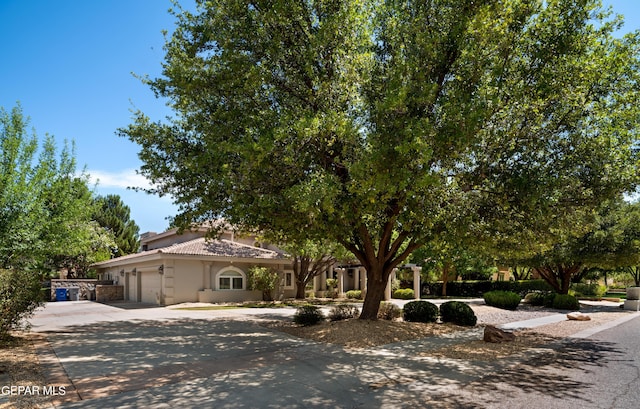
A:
140 271 162 304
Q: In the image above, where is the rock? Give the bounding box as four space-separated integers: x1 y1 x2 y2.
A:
483 325 516 343
567 312 591 321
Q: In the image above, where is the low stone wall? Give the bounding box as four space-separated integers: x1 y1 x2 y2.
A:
96 285 124 302
50 279 113 301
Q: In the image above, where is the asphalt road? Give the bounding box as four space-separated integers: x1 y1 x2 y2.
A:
445 313 640 409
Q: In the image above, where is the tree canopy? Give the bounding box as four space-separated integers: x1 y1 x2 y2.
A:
1 104 116 278
94 194 141 257
122 0 640 319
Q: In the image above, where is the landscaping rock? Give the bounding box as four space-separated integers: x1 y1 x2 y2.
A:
567 312 591 321
483 325 516 343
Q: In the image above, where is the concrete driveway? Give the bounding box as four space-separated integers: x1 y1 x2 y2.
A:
25 301 640 408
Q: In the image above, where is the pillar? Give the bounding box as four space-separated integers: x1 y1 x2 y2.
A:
385 270 395 301
413 266 421 300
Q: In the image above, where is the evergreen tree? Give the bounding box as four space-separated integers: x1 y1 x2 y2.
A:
94 194 140 257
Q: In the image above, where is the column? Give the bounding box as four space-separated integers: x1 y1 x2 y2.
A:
338 268 345 297
385 270 395 301
413 266 421 300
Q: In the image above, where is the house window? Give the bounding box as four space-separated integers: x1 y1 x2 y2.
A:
284 271 294 289
218 270 244 290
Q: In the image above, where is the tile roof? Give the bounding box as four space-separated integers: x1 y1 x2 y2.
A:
159 238 284 259
92 237 286 267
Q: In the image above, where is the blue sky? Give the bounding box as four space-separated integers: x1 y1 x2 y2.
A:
1 0 638 234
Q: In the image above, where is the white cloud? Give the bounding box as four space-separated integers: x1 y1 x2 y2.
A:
87 169 153 190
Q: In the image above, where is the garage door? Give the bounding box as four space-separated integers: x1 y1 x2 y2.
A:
140 271 162 304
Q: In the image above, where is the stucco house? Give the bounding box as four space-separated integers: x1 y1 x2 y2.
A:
92 223 419 305
92 225 297 305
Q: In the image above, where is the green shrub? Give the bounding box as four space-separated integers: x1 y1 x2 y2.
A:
483 290 521 310
345 290 363 300
552 294 580 310
543 292 557 308
403 301 439 323
328 305 360 321
247 266 280 301
571 283 607 298
439 301 477 326
325 290 338 299
1 269 43 340
524 292 548 306
422 279 553 298
293 305 325 326
377 302 402 320
393 288 415 300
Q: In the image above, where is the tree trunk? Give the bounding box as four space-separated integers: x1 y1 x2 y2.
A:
359 272 388 320
441 262 451 297
293 256 311 299
295 279 307 299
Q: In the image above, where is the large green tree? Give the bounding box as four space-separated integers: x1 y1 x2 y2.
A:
519 198 639 294
1 105 113 277
122 0 639 319
94 194 140 257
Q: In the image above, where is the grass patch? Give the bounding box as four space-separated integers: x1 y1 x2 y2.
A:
176 306 241 311
605 292 626 300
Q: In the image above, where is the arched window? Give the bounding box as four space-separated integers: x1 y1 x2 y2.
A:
216 268 245 290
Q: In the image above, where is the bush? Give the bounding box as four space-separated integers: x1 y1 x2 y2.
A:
293 305 325 326
552 294 580 310
523 292 548 306
439 301 477 326
483 290 522 310
247 266 280 301
377 302 402 320
325 290 338 299
571 283 607 298
422 279 553 298
403 301 439 323
345 290 363 300
0 269 43 340
328 305 359 321
393 288 415 300
543 292 557 308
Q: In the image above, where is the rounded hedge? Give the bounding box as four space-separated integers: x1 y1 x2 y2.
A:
345 290 363 300
378 302 402 320
293 305 325 326
403 300 439 323
393 288 415 300
483 290 521 310
524 292 547 306
552 294 580 310
439 301 477 326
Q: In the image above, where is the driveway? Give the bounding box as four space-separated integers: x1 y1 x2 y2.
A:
25 301 640 408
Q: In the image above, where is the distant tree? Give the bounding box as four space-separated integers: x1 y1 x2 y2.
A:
122 0 640 319
40 176 115 277
510 266 532 281
247 266 280 301
520 198 637 294
281 239 352 299
94 194 140 257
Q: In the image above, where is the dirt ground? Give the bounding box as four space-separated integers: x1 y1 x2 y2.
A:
0 335 49 409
